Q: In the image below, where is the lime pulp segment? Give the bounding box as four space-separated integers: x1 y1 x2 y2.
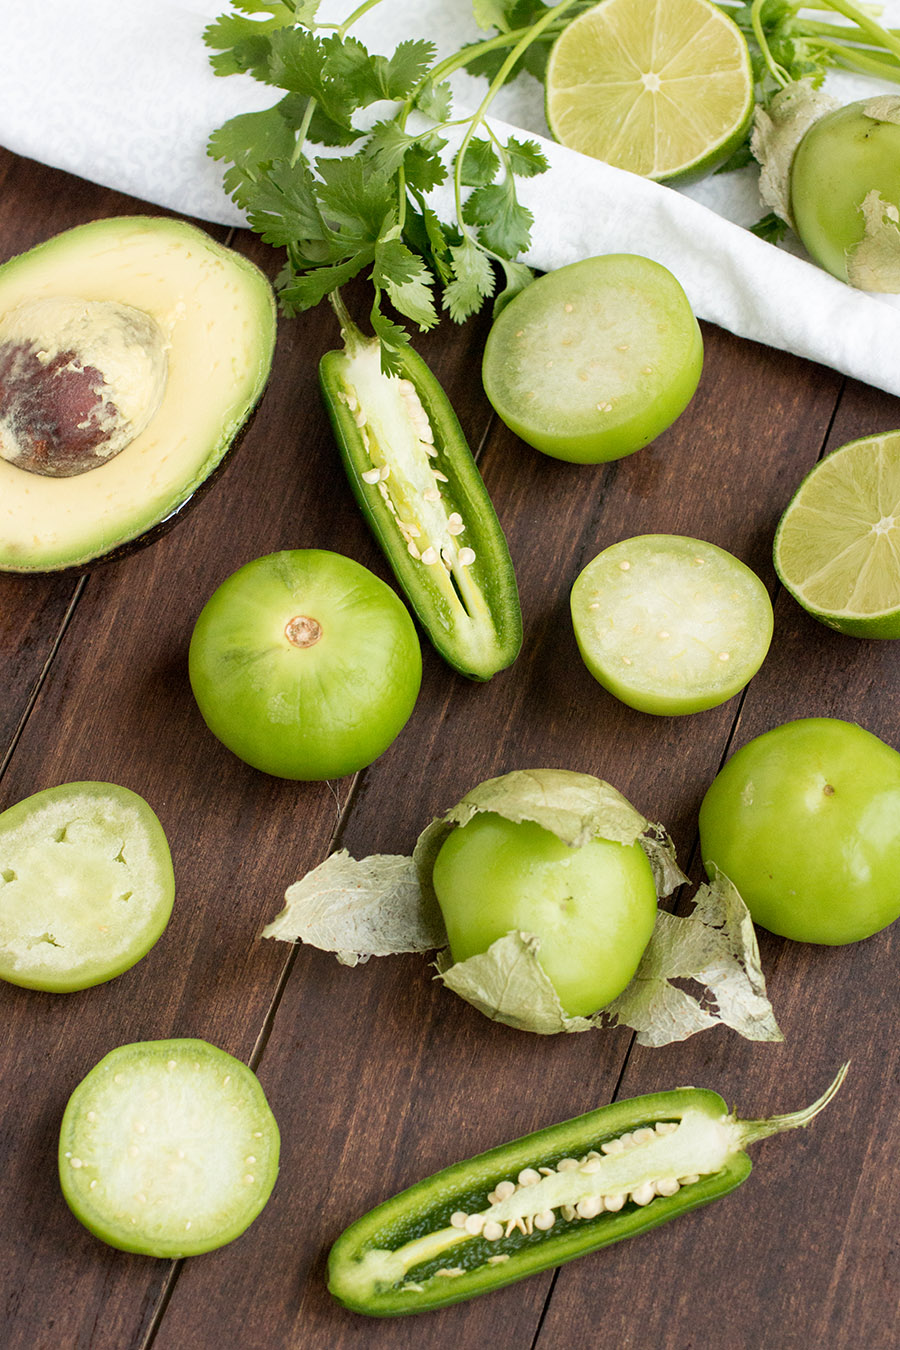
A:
59 1039 280 1257
545 0 754 180
571 535 774 714
774 431 900 637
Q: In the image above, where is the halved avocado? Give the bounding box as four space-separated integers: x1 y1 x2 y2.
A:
0 216 276 572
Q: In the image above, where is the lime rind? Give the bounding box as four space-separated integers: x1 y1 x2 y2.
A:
774 430 900 638
545 0 754 182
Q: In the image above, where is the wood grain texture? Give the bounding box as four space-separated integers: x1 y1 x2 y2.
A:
1 144 898 1350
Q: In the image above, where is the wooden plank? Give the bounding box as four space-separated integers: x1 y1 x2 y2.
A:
536 377 900 1349
152 328 849 1349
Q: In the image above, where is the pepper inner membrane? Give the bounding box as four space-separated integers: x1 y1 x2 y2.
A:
355 1108 738 1294
335 345 491 631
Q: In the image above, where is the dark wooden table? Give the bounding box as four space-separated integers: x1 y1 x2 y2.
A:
1 146 898 1350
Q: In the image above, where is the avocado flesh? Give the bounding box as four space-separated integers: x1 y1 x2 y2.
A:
0 217 276 572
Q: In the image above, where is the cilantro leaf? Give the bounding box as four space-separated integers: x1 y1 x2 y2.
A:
414 77 453 121
267 29 358 133
460 138 500 187
366 121 419 178
208 104 299 206
316 156 395 240
472 0 513 32
280 251 374 314
403 137 448 194
204 16 277 81
463 181 534 259
443 237 495 323
364 123 447 193
306 106 365 148
329 37 436 102
714 139 754 174
493 257 534 315
242 157 327 247
750 212 790 245
370 303 413 373
230 1 315 18
374 234 438 330
504 136 548 179
404 199 455 284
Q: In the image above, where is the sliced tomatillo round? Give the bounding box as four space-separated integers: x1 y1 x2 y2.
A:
328 1066 847 1316
0 781 174 992
482 254 702 464
570 535 774 715
59 1039 279 1257
319 297 522 680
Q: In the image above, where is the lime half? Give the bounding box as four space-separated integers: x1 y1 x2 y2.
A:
774 430 900 638
571 535 773 714
545 0 754 181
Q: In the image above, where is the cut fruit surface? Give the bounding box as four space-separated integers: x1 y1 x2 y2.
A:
774 430 900 638
482 254 702 464
545 0 754 181
571 535 773 714
59 1039 280 1257
0 781 174 991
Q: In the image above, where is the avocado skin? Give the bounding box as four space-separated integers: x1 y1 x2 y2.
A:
0 217 277 574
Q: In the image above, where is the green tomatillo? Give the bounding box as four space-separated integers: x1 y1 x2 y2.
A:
189 549 422 781
432 810 658 1017
699 717 900 944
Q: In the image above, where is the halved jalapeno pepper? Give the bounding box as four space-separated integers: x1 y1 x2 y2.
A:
319 309 522 681
328 1067 846 1316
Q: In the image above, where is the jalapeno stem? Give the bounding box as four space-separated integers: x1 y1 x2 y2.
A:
735 1061 850 1148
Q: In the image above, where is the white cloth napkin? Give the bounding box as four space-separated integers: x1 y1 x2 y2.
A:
2 0 900 396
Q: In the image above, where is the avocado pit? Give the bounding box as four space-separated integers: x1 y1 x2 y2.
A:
0 296 168 477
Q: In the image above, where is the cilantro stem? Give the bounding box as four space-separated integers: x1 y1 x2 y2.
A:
291 96 317 168
750 0 791 87
328 288 365 351
802 20 900 45
335 0 385 39
817 0 900 64
823 43 900 80
450 0 581 246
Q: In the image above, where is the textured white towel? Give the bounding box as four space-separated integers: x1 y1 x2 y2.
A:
2 0 900 395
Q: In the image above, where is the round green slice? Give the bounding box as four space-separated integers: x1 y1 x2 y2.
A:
545 0 754 181
59 1039 280 1257
774 430 900 638
0 781 175 991
571 535 774 714
482 254 702 464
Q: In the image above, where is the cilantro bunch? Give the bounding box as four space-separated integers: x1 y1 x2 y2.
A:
205 0 582 368
206 0 900 357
